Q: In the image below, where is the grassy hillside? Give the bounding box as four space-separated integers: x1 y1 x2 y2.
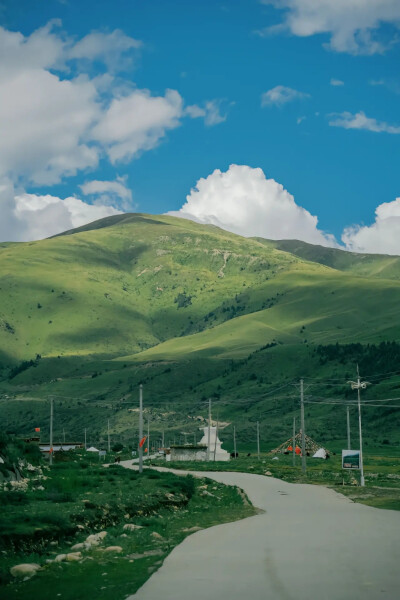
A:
1 214 399 450
264 238 400 280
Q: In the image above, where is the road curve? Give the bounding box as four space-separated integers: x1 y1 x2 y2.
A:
121 464 400 600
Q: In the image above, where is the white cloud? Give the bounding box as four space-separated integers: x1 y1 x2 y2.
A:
91 89 183 163
297 115 306 124
342 198 400 255
261 85 310 107
260 0 400 54
80 176 133 210
185 99 229 126
0 184 122 242
168 164 336 247
0 22 187 185
330 78 344 86
68 29 142 70
328 111 400 134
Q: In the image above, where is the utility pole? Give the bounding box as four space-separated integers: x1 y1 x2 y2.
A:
107 419 111 453
63 428 65 444
49 397 54 466
346 405 351 450
147 417 150 460
256 421 260 460
84 428 87 451
300 379 306 474
162 429 164 448
349 366 370 487
292 417 296 467
139 384 143 473
213 414 219 461
233 425 237 459
207 398 211 461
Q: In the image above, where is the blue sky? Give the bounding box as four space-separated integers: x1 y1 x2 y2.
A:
1 0 400 253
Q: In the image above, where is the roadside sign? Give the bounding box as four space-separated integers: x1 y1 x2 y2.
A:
131 450 137 456
342 449 360 469
98 450 106 461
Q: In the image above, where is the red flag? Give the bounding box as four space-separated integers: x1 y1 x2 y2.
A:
49 447 54 454
144 447 148 453
35 427 40 432
139 436 147 448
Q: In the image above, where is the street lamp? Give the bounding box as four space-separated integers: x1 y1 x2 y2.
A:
348 366 370 487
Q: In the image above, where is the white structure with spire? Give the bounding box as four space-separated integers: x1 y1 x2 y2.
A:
198 425 230 461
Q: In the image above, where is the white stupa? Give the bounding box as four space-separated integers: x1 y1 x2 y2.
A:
198 426 230 461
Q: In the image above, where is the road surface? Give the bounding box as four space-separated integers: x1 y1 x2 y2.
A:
121 464 400 600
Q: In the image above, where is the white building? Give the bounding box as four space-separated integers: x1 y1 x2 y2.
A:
198 425 230 461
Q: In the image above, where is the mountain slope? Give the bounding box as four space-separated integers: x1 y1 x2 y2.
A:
1 214 400 448
261 238 400 280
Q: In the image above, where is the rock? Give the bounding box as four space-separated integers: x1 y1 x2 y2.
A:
201 490 215 497
151 532 164 540
71 542 89 551
120 534 128 538
264 471 272 476
182 526 202 533
10 563 41 578
54 554 67 563
86 531 107 546
123 524 143 532
104 546 123 553
66 552 82 562
76 524 85 530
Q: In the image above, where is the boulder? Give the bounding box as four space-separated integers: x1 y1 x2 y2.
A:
123 524 143 532
86 531 107 546
54 554 67 563
10 564 41 578
151 532 164 540
104 546 123 553
71 542 89 551
66 552 82 562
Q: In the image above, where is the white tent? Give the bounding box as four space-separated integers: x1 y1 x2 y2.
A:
312 447 327 459
86 446 99 452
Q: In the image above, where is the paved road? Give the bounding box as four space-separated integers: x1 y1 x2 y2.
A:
121 464 400 600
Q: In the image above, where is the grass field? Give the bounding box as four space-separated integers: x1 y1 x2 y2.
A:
1 445 255 600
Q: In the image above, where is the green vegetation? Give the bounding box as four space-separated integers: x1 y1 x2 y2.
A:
158 450 400 511
0 438 255 600
0 213 399 452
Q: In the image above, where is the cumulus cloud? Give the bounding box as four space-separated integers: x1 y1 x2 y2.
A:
185 99 229 126
0 183 122 242
92 89 183 163
80 176 133 210
328 111 400 134
330 78 344 86
260 0 400 54
342 198 400 255
168 164 336 247
0 20 223 242
261 85 310 107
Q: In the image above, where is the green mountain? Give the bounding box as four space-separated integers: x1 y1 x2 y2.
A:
1 214 399 450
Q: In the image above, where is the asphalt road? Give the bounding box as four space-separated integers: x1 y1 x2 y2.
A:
122 464 400 600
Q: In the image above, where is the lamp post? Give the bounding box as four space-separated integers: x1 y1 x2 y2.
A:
348 366 370 487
